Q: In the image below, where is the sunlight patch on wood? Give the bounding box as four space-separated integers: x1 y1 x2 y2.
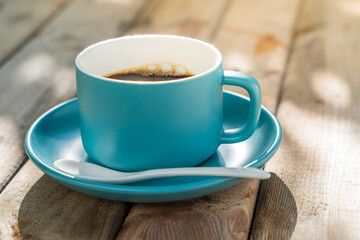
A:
338 0 360 16
223 52 254 72
52 68 76 99
311 70 351 108
19 53 55 83
95 0 133 5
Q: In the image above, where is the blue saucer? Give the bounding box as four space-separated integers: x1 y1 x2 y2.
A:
25 91 282 202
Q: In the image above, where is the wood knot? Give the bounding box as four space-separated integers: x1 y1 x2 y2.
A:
254 34 281 54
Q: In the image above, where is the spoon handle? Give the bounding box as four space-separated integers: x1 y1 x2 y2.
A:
54 159 270 184
75 167 270 184
137 167 270 181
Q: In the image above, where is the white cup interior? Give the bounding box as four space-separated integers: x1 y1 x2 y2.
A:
76 35 222 78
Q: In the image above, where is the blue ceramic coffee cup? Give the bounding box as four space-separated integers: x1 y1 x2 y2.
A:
75 35 261 171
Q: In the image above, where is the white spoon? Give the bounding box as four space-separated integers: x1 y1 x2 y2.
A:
54 159 270 184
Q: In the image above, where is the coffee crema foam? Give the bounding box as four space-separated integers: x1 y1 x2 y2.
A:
104 63 194 81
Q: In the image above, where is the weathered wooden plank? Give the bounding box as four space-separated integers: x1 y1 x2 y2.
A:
250 173 297 239
0 0 146 191
126 0 227 40
118 180 259 240
0 0 228 238
0 0 68 65
0 161 130 240
0 0 146 238
117 0 299 239
217 0 300 110
250 0 360 239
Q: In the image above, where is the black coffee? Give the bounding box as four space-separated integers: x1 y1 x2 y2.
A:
105 73 193 81
104 63 194 81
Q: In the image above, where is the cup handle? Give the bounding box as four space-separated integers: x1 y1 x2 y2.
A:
220 71 262 144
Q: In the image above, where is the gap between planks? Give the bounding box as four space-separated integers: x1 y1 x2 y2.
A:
251 0 360 238
0 0 228 239
0 0 148 238
0 0 71 69
0 0 73 193
0 0 299 239
117 0 300 239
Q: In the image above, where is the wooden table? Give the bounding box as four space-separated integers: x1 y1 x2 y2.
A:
0 0 359 239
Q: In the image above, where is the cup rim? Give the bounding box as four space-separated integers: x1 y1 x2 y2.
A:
75 34 223 85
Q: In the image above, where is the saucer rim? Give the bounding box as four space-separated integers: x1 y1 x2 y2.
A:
25 91 282 199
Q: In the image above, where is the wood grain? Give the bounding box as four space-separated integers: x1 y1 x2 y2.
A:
250 0 360 239
0 0 146 192
0 0 146 238
214 0 300 110
117 0 299 239
118 180 259 240
0 0 228 239
0 161 130 240
249 174 297 240
0 0 68 65
126 0 228 40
